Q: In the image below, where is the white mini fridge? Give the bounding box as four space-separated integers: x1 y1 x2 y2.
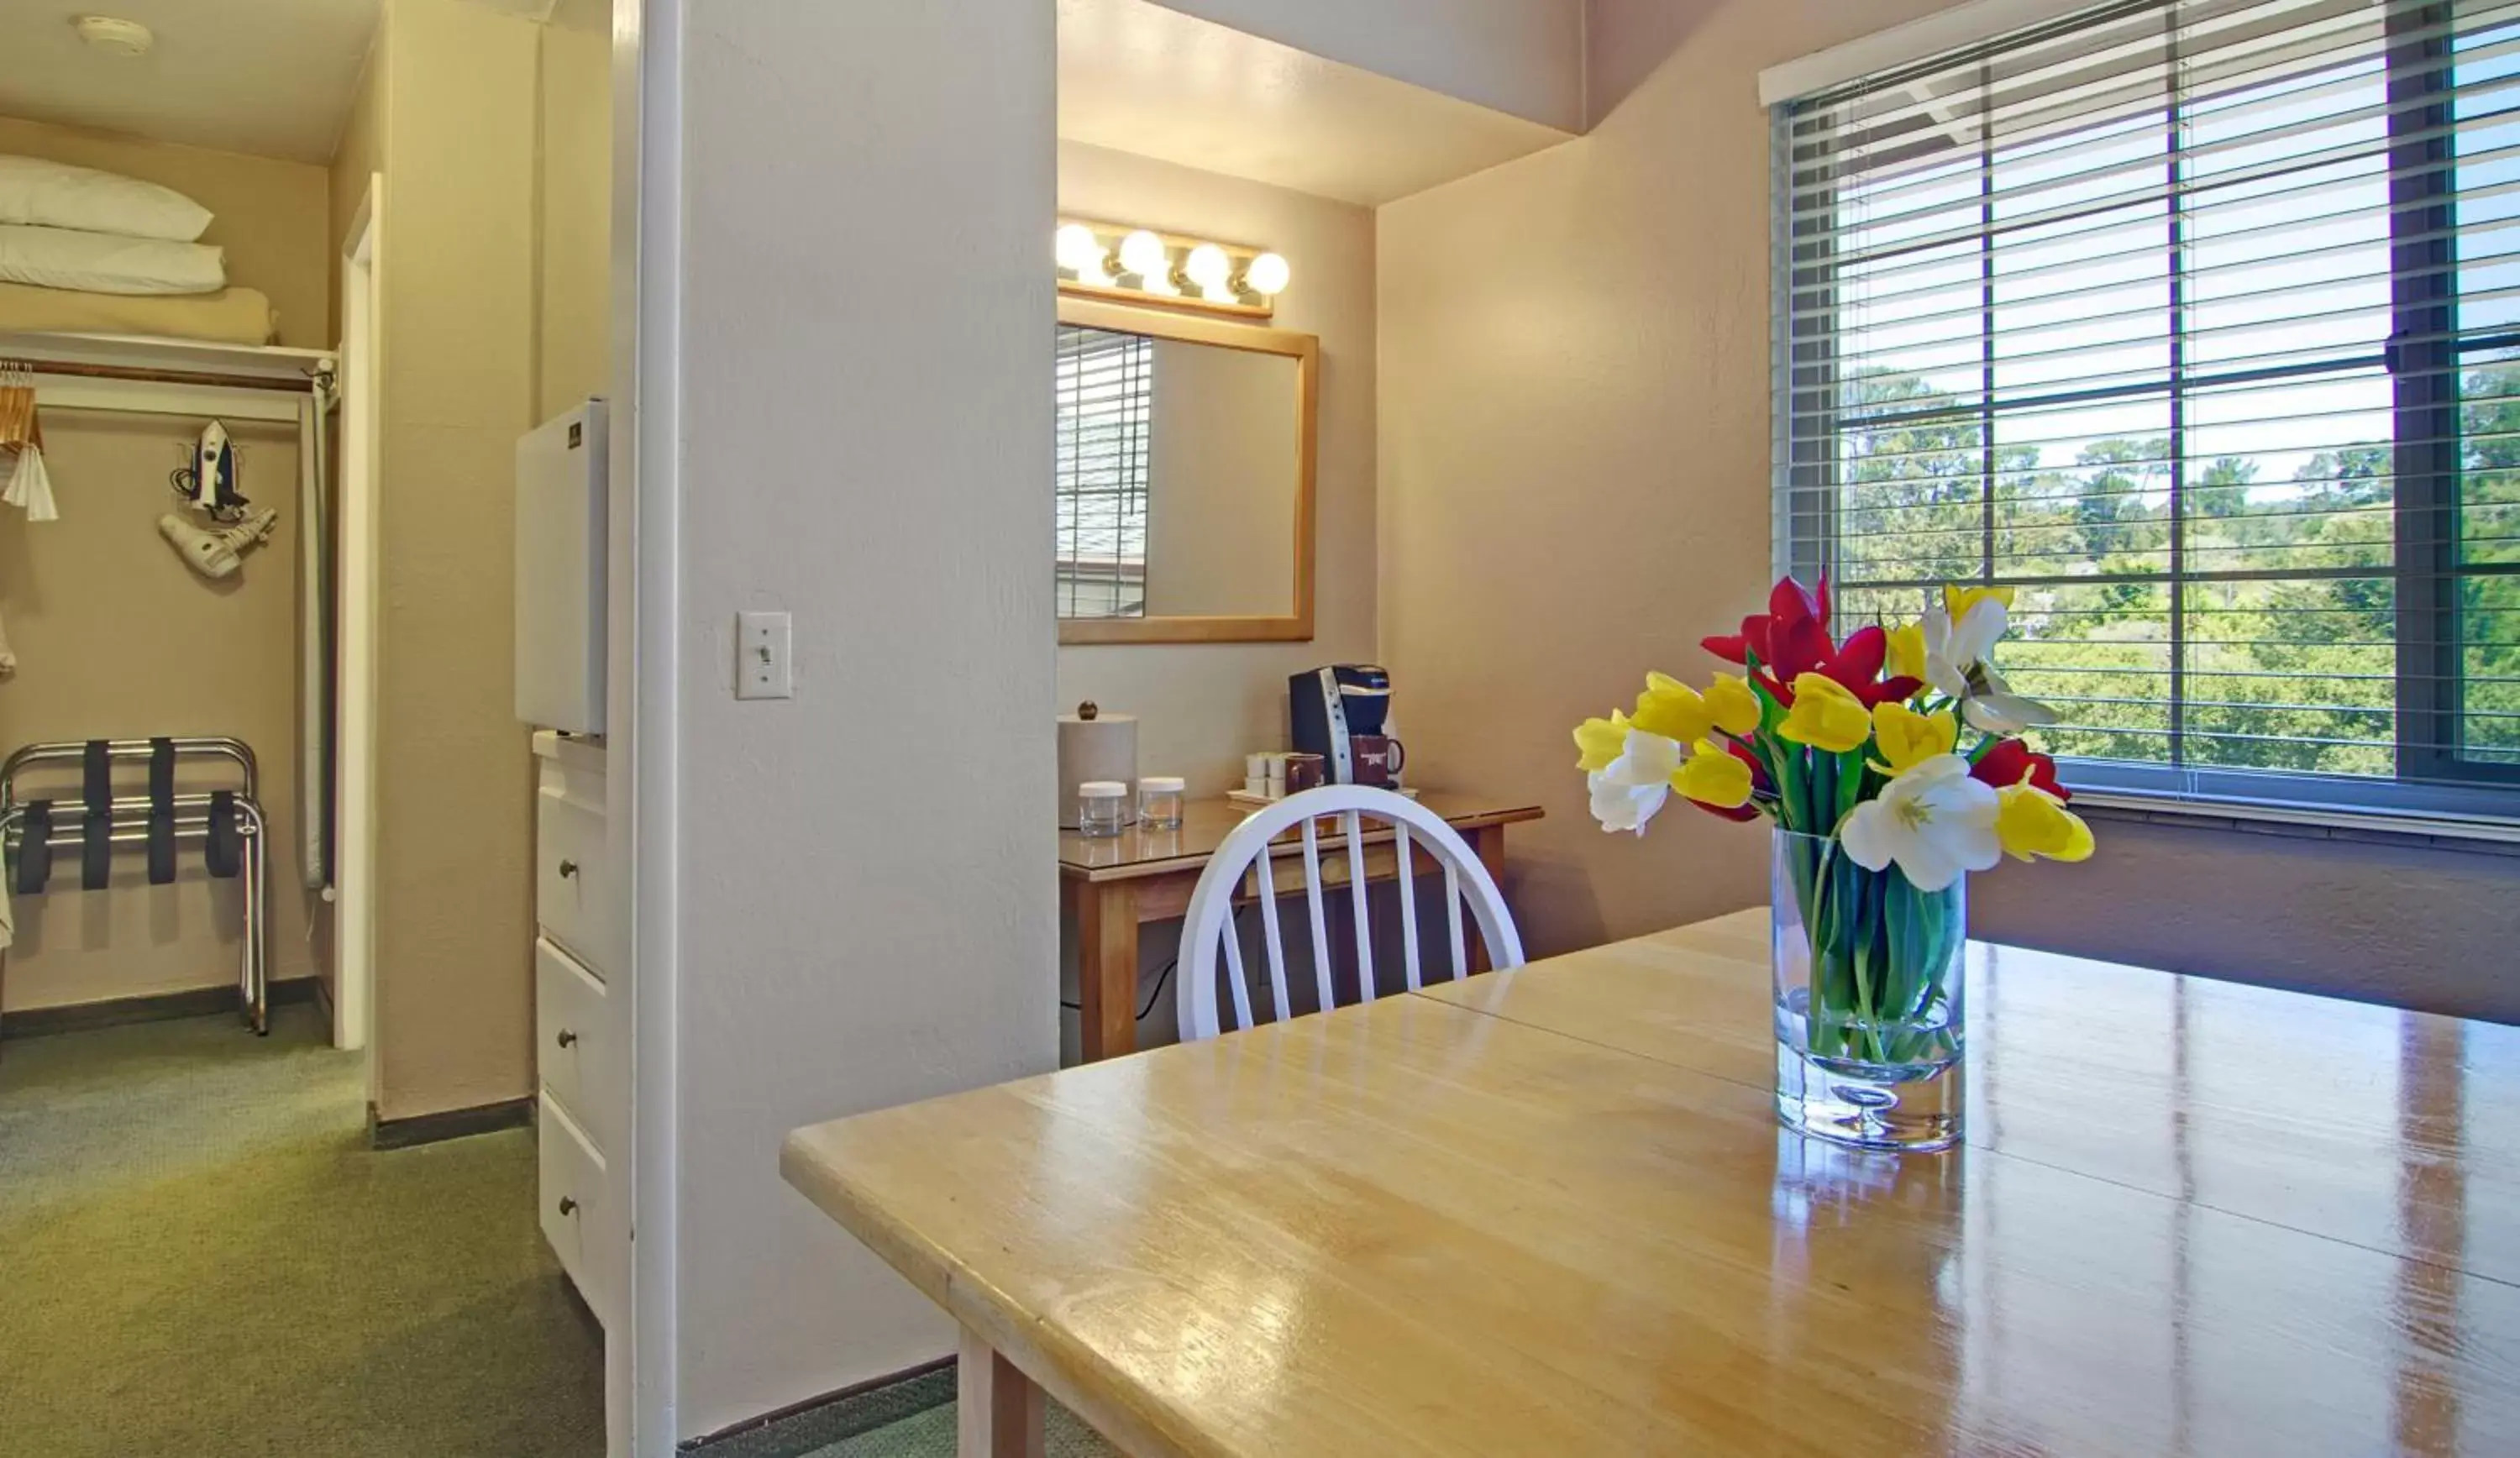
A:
514 400 608 734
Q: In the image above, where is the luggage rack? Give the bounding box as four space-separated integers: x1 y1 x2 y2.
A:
0 737 271 1034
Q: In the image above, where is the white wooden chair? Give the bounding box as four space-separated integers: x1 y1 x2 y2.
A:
1176 784 1525 1043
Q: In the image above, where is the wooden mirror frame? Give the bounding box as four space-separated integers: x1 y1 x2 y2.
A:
1055 295 1318 645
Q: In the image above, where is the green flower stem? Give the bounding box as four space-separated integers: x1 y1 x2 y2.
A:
1792 841 1959 1069
1833 747 1863 832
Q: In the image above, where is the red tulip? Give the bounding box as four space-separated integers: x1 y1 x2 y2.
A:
1704 574 1914 706
1971 738 2069 801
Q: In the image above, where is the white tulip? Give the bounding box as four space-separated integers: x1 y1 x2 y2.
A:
1921 595 2004 699
1587 728 1681 836
1961 677 2060 734
1923 595 2060 733
1837 753 2003 892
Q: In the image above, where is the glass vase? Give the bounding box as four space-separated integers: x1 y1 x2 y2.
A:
1770 828 1966 1153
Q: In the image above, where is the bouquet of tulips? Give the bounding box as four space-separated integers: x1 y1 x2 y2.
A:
1573 575 2097 1080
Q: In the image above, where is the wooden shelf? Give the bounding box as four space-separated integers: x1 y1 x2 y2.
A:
0 329 334 422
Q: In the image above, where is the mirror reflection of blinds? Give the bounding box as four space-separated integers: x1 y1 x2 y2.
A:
1777 0 2520 824
1056 325 1153 619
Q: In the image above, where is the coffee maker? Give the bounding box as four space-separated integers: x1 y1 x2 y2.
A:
1289 664 1392 785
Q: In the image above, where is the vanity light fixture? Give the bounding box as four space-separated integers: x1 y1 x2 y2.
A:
1117 230 1172 283
1053 219 1290 320
1241 251 1292 298
1053 223 1111 285
1183 244 1234 302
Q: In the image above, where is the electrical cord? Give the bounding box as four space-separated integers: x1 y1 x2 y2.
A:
1062 905 1244 1022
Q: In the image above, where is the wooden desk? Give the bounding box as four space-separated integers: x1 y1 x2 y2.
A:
1057 789 1543 1062
784 910 2520 1457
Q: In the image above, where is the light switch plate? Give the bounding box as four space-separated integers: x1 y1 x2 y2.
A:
737 611 792 700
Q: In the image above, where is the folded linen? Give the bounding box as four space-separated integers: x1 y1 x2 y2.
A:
0 223 224 296
0 155 213 242
0 280 276 344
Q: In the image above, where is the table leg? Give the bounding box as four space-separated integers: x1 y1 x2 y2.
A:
958 1324 1043 1458
1074 880 1139 1062
1467 825 1509 974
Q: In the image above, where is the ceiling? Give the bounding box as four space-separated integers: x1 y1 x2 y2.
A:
1058 0 1573 207
0 0 385 164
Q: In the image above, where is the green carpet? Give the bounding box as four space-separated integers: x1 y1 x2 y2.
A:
706 1364 1114 1458
797 1398 1111 1458
0 1004 604 1457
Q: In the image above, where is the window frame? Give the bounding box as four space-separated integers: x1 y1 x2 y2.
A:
1775 0 2520 828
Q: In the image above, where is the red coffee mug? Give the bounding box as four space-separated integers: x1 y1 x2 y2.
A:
1352 734 1406 787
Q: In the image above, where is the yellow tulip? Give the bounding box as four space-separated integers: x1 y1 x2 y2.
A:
1672 741 1753 809
1944 582 2017 621
1704 673 1761 737
1994 783 2095 863
1631 671 1716 745
1572 710 1630 773
1869 700 1957 775
1776 674 1871 754
1886 621 1928 684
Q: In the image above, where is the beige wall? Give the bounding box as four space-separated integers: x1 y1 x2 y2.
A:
328 17 386 342
1142 337 1299 618
1057 140 1376 796
0 417 317 1012
333 0 541 1120
317 0 609 1116
536 0 612 420
1377 0 2520 1023
0 114 329 348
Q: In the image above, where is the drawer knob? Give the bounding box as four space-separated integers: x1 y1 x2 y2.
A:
558 858 580 878
558 1196 579 1217
556 1029 579 1048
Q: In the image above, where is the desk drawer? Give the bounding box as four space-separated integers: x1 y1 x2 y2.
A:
536 937 622 1155
536 784 614 973
538 1094 614 1325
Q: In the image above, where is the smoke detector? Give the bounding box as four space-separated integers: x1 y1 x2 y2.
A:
72 16 155 55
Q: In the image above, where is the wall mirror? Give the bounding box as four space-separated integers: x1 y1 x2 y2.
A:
1055 296 1317 644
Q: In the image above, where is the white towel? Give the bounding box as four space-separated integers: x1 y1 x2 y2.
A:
3 441 55 521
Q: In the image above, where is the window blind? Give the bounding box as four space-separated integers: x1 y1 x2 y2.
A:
1056 324 1153 619
1777 0 2520 822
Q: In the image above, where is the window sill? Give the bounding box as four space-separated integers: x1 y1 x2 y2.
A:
2068 790 2520 855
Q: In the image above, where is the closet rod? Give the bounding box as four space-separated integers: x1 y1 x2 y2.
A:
20 359 323 394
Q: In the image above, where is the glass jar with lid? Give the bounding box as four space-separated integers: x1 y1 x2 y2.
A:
1076 780 1129 838
1138 776 1185 831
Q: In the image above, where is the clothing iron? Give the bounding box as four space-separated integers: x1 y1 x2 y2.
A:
175 420 247 520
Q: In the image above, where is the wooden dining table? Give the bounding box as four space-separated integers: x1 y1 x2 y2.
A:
783 909 2520 1456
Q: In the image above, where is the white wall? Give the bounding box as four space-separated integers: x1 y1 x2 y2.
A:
670 0 1058 1437
1152 0 1585 130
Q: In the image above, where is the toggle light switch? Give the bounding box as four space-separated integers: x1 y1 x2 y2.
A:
737 611 792 700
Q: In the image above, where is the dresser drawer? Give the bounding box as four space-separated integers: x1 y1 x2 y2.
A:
536 783 614 973
538 1094 615 1325
536 937 622 1156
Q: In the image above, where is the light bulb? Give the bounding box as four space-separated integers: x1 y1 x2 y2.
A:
1054 223 1107 280
1242 251 1291 296
1117 229 1170 281
1184 244 1233 299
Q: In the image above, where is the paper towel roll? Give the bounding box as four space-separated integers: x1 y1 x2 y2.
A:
1057 710 1138 828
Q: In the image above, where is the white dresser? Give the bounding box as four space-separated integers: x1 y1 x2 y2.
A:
533 728 626 1325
